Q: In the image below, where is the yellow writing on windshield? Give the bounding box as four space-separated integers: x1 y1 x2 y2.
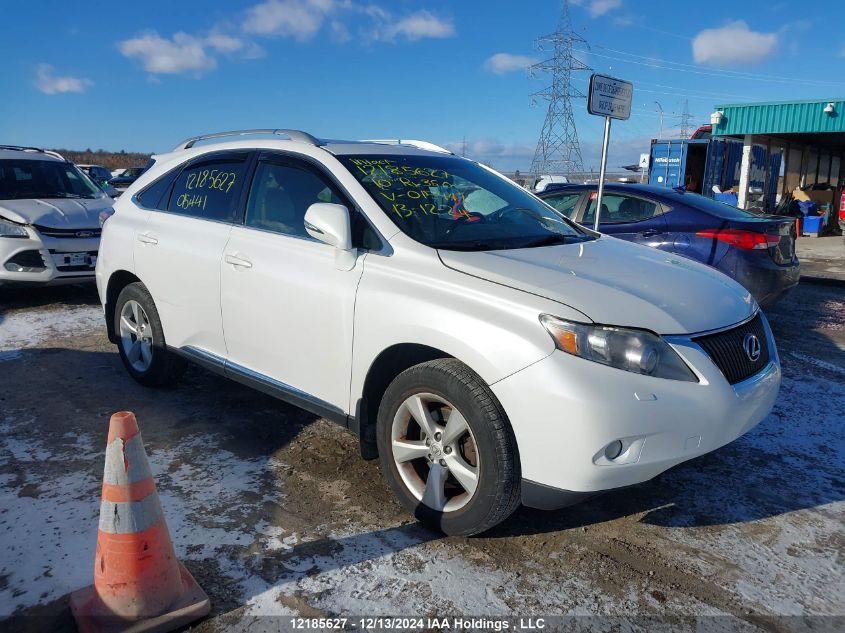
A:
350 158 460 219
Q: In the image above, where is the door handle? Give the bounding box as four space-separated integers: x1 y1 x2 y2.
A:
137 233 158 245
639 229 661 238
225 253 253 269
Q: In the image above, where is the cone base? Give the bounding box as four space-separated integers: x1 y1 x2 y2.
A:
70 562 210 633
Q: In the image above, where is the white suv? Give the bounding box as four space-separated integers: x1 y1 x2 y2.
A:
96 129 781 535
0 146 113 287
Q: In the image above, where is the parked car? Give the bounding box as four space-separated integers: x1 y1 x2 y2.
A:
539 183 799 306
0 146 112 286
108 165 148 190
96 130 780 535
690 124 712 140
533 174 569 192
77 164 120 197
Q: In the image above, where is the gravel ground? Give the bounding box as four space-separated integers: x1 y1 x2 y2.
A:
0 283 843 633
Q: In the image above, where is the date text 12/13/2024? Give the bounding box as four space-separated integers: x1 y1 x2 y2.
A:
289 617 547 630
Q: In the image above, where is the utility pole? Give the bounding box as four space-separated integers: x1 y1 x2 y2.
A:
529 0 591 180
461 136 467 157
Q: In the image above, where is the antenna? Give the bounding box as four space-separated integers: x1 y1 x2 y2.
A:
529 0 591 180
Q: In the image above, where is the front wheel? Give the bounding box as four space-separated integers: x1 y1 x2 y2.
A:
114 282 185 387
377 359 521 536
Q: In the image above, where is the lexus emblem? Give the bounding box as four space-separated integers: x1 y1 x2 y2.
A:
76 230 94 238
743 333 762 362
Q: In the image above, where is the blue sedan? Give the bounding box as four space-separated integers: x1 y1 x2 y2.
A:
538 183 800 306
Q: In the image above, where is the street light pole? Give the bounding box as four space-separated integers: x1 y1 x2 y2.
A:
654 101 664 139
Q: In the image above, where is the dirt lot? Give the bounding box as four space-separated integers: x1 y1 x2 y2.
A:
0 283 843 632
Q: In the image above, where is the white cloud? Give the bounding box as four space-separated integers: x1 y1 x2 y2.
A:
118 30 264 76
241 0 330 40
119 31 217 75
34 64 92 95
206 32 246 53
692 21 777 66
572 0 623 17
373 10 455 42
443 138 536 170
483 53 537 75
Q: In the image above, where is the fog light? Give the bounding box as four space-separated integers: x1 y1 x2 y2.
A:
604 440 624 460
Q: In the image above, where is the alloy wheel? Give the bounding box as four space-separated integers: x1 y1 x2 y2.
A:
390 392 480 512
119 299 154 372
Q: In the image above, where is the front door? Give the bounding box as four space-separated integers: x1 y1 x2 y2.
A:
220 154 366 412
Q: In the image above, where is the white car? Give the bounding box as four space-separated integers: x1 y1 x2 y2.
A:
95 129 781 535
0 146 113 287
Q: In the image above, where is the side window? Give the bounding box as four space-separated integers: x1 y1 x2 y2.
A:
244 161 346 240
543 192 581 218
166 158 248 222
584 194 660 225
136 168 180 210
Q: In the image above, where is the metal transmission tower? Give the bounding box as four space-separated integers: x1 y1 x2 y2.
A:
529 1 591 178
678 100 694 139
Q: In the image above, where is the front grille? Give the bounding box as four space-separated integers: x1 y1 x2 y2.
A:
693 314 770 384
33 225 101 238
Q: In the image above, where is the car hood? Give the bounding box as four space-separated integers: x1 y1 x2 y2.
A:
0 196 111 229
438 237 756 335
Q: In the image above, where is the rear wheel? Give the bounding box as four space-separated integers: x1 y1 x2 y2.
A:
377 359 520 536
114 283 185 387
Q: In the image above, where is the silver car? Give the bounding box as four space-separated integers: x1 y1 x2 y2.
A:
0 146 113 286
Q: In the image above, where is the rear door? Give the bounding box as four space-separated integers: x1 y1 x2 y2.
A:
581 191 669 248
133 150 253 357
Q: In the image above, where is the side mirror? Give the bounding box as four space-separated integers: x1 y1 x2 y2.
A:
304 203 352 251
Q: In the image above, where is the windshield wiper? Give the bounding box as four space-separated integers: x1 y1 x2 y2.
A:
429 240 504 251
519 234 590 248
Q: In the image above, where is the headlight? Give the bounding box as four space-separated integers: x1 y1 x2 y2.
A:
0 218 28 238
99 208 115 227
540 314 697 382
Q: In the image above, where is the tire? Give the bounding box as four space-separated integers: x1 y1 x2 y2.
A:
376 359 521 536
114 282 186 387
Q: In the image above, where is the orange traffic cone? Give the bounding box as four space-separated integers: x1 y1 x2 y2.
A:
70 411 210 633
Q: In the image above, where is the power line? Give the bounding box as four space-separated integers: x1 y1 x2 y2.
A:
575 48 845 87
593 44 845 87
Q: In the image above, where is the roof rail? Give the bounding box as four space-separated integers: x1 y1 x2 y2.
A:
171 129 321 152
361 139 454 155
0 145 65 160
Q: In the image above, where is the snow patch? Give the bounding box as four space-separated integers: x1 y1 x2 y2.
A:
0 305 103 351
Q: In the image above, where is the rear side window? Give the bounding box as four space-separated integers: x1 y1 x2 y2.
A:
136 168 180 210
584 193 660 225
543 192 581 218
166 157 249 222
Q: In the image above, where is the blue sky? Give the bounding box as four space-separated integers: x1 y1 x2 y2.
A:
2 0 844 171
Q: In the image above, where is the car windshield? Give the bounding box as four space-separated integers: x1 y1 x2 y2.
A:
339 154 592 251
120 167 145 178
0 159 103 200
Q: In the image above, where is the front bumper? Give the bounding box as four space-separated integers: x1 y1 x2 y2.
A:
492 313 781 506
0 228 99 286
